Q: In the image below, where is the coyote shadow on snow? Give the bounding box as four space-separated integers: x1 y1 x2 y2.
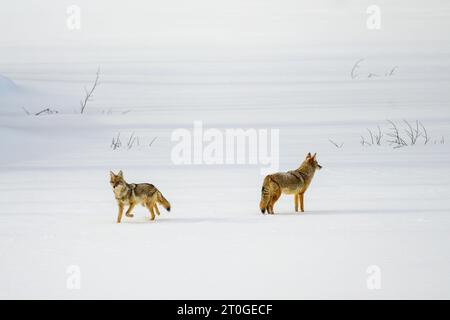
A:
276 208 448 215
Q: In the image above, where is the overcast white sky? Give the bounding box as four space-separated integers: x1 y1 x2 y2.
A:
0 0 449 49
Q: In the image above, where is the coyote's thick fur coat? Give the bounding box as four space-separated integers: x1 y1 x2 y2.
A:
259 153 322 214
110 170 171 223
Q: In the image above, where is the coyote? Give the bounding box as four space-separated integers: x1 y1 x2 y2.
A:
109 170 171 223
259 153 322 214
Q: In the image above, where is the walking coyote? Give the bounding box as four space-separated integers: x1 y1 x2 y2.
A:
109 170 171 223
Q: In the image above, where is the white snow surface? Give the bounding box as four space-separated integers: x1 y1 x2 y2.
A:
1 1 450 299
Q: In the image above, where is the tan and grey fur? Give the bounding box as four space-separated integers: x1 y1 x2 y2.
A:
260 153 322 214
110 170 171 223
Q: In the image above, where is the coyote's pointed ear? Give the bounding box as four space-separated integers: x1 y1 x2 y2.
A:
312 153 317 160
118 170 123 178
306 152 312 159
110 171 115 178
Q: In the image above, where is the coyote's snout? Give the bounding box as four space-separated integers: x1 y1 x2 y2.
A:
110 170 171 223
259 152 322 214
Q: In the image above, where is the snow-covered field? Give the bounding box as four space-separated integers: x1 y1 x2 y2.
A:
1 1 450 299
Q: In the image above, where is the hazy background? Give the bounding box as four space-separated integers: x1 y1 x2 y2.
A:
1 1 450 118
1 0 449 49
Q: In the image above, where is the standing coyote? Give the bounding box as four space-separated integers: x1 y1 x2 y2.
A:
109 170 171 223
259 153 322 214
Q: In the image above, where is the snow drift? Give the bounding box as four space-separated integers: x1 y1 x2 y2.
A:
0 73 17 93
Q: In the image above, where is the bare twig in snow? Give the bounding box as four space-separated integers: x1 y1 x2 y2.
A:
367 129 375 145
35 108 58 116
403 120 420 145
374 125 383 145
360 136 372 146
329 139 344 148
127 132 139 150
80 67 100 114
22 107 30 115
387 66 398 76
111 133 122 150
418 121 429 145
149 136 158 148
112 133 156 150
361 125 383 147
386 120 407 148
351 58 364 79
328 139 344 148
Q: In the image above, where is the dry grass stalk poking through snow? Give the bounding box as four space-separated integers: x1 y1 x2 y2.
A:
111 132 157 150
361 126 383 146
359 120 435 149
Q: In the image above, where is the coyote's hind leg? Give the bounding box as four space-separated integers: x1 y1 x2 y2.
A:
154 204 161 216
146 202 156 221
299 193 305 212
268 191 281 214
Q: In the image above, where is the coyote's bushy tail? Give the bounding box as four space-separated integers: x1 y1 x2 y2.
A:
157 191 171 212
259 176 272 214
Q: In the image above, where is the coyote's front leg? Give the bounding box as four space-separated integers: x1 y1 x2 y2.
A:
117 203 124 223
294 194 299 212
125 202 136 217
